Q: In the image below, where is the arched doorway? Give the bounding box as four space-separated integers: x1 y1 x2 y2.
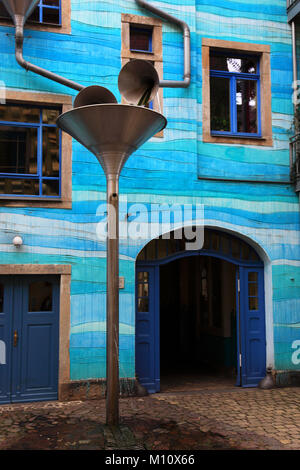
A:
135 228 266 393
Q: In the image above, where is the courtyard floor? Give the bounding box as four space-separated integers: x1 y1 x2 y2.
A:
0 378 299 451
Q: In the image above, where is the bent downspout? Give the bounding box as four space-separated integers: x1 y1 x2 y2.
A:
13 14 84 91
135 0 191 88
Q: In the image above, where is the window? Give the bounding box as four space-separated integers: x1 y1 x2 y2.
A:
210 52 260 137
0 91 72 208
0 0 70 34
121 14 163 137
202 39 272 147
0 103 61 198
0 1 61 26
130 25 153 53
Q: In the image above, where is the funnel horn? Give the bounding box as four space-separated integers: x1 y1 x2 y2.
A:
1 0 39 26
118 59 159 106
74 86 117 108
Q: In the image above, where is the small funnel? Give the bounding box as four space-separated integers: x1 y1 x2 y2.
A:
118 59 160 106
2 0 39 26
74 86 117 108
57 104 167 176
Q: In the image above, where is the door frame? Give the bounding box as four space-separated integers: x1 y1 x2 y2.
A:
136 248 266 391
0 265 71 400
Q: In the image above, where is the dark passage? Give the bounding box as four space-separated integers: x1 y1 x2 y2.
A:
160 255 237 391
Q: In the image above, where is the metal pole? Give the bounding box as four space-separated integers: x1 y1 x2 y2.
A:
106 174 120 426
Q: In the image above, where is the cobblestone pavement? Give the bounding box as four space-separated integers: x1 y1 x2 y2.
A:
0 385 299 450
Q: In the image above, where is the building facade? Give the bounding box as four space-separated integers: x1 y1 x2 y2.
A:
0 0 299 403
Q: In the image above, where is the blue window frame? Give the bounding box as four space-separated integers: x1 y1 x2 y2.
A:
0 104 61 198
130 25 153 53
210 52 261 138
0 0 61 26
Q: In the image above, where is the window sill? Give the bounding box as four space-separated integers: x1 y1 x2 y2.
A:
203 132 273 147
0 196 71 209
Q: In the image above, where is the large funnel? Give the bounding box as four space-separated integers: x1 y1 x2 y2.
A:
2 0 39 26
57 104 167 176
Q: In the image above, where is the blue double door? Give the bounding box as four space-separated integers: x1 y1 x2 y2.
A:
136 263 266 392
0 275 60 404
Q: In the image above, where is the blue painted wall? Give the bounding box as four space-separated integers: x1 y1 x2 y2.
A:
0 0 299 381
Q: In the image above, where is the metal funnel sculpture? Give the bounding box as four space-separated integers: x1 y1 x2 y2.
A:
57 60 167 426
1 0 39 26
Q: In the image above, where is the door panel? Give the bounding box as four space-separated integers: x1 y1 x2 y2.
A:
0 278 13 403
0 275 59 404
239 267 266 387
135 266 159 393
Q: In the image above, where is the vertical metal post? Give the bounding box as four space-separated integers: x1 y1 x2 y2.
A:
106 174 120 426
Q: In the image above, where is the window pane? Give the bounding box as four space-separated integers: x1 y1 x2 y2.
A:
232 239 240 258
0 4 10 19
0 105 40 123
236 79 258 134
157 239 167 259
138 282 149 298
138 297 149 312
249 297 258 311
42 127 59 176
248 283 258 296
0 284 3 312
248 272 258 282
0 127 38 174
138 271 149 282
241 242 251 260
28 7 39 22
0 178 39 196
210 55 257 74
130 26 152 52
42 7 60 25
29 282 53 312
42 179 59 196
210 77 230 132
211 233 220 251
43 0 60 6
42 108 60 125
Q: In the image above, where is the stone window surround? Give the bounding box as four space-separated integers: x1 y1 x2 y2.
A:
121 13 164 138
0 0 71 35
0 264 71 400
0 90 73 209
202 38 273 147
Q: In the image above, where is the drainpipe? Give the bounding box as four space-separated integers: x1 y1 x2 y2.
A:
291 20 300 192
12 12 83 91
135 0 191 88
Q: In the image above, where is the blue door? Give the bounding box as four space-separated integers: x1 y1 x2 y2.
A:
238 267 266 387
0 275 60 404
135 266 159 393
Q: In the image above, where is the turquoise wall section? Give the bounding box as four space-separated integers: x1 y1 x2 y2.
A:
0 0 299 381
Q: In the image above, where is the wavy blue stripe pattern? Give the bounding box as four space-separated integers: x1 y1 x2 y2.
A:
0 0 299 379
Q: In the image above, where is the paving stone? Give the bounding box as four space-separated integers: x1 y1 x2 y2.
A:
0 384 299 450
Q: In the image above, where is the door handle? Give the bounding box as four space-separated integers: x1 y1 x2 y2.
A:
13 330 18 347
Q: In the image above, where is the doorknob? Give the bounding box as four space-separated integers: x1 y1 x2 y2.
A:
13 330 18 347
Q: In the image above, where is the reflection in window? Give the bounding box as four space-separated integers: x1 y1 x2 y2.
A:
137 271 149 312
138 297 149 313
236 80 257 134
210 52 260 137
29 281 53 312
248 272 259 311
210 76 230 132
0 104 61 198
